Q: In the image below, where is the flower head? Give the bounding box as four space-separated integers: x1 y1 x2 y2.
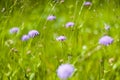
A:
47 15 56 21
57 64 74 79
56 36 66 41
9 27 19 34
65 22 74 28
21 35 29 41
84 1 92 6
99 35 113 46
28 30 39 38
104 24 110 30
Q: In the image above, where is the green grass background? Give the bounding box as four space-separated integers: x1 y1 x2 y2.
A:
0 0 120 80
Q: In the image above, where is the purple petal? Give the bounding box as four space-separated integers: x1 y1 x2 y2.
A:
28 30 39 38
21 35 30 41
65 22 74 28
57 64 74 79
9 27 19 34
84 1 92 6
47 15 56 21
99 36 113 46
104 24 110 30
56 36 66 41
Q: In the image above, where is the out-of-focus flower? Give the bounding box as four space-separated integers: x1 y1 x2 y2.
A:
60 0 64 3
59 59 64 63
47 15 56 21
99 35 113 46
57 64 74 79
21 35 29 41
28 30 39 38
26 50 31 55
11 48 18 53
108 57 115 65
5 39 14 47
84 1 92 6
104 24 110 30
9 27 19 34
56 36 66 41
26 68 31 73
82 45 87 50
65 22 74 28
1 7 5 12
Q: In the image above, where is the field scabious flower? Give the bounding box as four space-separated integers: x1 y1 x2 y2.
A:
84 1 92 6
10 27 19 34
47 15 56 21
21 35 29 41
65 22 74 28
28 30 39 38
104 24 110 30
99 35 113 46
57 64 74 79
56 36 66 41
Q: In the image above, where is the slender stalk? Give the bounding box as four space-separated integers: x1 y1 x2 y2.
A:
100 46 106 80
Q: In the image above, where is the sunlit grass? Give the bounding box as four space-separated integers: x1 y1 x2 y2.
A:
0 0 120 80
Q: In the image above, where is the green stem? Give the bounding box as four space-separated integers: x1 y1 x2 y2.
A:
100 46 106 80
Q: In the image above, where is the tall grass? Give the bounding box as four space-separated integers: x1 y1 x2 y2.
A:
0 0 120 80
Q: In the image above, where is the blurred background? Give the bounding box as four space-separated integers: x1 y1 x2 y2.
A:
0 0 120 80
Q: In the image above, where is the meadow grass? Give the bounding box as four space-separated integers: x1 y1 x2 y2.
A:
0 0 120 80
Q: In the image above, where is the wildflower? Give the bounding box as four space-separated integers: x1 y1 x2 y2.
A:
28 30 39 38
84 1 92 6
57 64 74 79
108 57 115 65
11 48 18 53
104 24 110 30
21 35 29 41
60 0 64 3
1 7 5 12
26 68 31 73
9 27 19 34
99 35 113 46
56 36 66 41
5 39 14 47
65 22 74 28
47 15 56 21
26 50 31 55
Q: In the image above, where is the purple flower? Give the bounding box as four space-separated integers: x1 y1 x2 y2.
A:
84 1 92 6
57 64 74 79
104 24 110 30
56 36 66 41
28 30 39 38
65 22 74 28
9 27 19 34
47 15 56 21
21 35 29 41
99 36 113 46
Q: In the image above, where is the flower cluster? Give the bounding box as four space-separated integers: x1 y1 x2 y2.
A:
9 27 40 41
21 30 39 41
9 8 116 79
